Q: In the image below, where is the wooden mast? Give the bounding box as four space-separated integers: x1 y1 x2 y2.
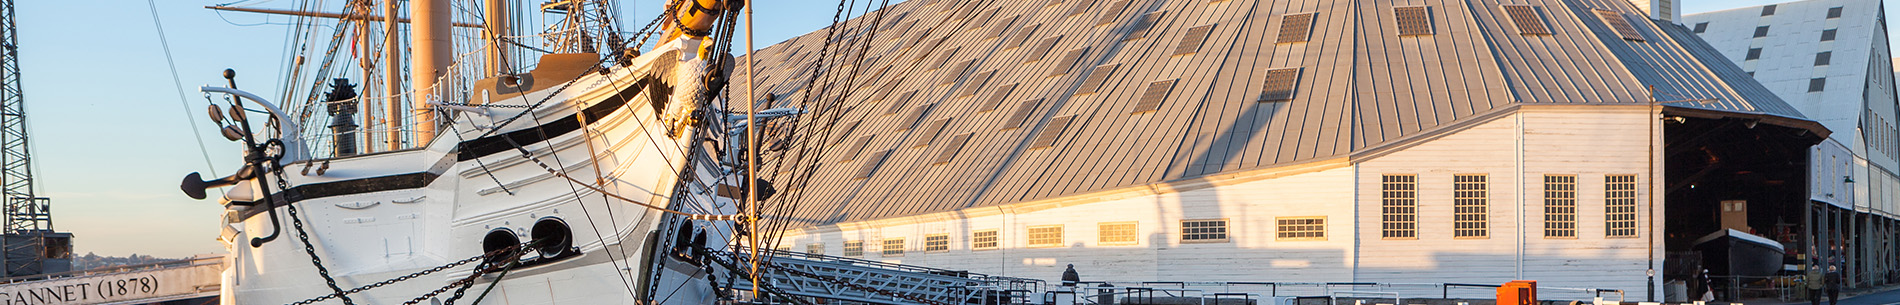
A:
412 0 450 145
382 0 402 151
484 0 509 77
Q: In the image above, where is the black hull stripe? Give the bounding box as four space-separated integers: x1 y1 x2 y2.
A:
456 81 645 161
237 79 647 220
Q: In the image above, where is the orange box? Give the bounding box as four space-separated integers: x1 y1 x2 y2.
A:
1498 280 1537 305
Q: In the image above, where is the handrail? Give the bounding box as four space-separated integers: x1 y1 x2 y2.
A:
0 256 222 283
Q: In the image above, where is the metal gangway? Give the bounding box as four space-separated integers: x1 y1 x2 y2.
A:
716 249 1044 305
0 255 223 304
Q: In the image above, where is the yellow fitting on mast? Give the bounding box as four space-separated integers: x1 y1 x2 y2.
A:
663 0 744 43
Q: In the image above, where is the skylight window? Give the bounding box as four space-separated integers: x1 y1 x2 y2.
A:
1095 0 1130 26
1132 79 1177 113
980 83 1018 112
885 90 918 115
852 150 893 179
1394 6 1433 36
940 59 974 85
958 70 997 97
1074 64 1121 95
913 118 953 148
1174 24 1216 55
897 103 936 131
1258 67 1303 102
1595 10 1644 41
1002 99 1044 130
1502 5 1550 35
1277 13 1317 43
839 136 875 162
1028 115 1078 149
1125 11 1166 41
1050 47 1090 77
932 133 974 165
1024 36 1063 63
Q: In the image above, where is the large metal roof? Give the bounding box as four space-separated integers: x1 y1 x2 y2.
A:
738 0 1820 226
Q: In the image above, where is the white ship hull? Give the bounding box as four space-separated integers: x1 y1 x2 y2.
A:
210 39 741 305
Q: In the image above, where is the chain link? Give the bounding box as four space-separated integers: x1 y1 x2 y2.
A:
283 245 516 305
261 139 357 305
435 101 535 109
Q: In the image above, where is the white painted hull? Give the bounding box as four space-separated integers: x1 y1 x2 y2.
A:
213 39 740 305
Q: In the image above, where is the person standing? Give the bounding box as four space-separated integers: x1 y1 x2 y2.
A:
1809 263 1828 305
1827 261 1842 305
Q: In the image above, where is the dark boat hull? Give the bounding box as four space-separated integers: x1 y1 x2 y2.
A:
1693 229 1785 277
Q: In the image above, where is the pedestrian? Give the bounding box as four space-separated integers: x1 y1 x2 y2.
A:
1809 263 1827 305
1827 262 1842 305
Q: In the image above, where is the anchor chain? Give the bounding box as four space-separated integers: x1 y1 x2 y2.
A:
283 242 534 305
257 139 356 305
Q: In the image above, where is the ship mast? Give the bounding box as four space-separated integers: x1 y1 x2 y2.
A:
382 0 402 151
411 0 450 144
485 0 510 77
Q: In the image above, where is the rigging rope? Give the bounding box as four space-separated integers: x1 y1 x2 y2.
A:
144 0 221 176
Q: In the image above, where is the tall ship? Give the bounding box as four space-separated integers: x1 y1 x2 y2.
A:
180 0 775 303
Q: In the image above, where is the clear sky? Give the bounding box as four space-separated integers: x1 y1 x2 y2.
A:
10 0 1893 258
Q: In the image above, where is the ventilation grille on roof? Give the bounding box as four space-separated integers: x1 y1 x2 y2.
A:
1029 115 1078 149
1595 10 1644 41
1259 67 1303 102
1025 36 1063 63
1075 64 1121 95
1395 6 1433 36
1003 99 1045 130
886 91 919 114
839 136 876 162
897 104 937 130
932 133 974 165
1175 25 1215 55
851 150 892 179
913 118 953 148
1126 11 1166 41
1051 47 1090 76
1277 13 1316 43
1132 79 1178 113
958 70 997 97
1503 5 1550 35
981 83 1018 112
1096 0 1130 26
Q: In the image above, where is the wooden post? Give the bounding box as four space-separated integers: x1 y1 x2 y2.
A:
412 0 450 145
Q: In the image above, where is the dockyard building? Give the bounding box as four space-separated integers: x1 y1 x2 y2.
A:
734 0 1859 301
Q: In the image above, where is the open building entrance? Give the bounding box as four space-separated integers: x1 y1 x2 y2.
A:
1659 113 1865 303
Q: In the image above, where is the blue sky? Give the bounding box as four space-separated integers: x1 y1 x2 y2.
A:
11 0 1889 258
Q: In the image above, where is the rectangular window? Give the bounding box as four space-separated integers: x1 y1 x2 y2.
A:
1027 225 1065 248
1596 10 1644 41
1810 77 1827 92
844 240 865 257
1502 5 1550 35
1276 217 1326 241
1606 174 1639 238
1028 115 1078 149
1753 26 1770 38
896 103 935 131
1098 222 1139 245
1006 24 1042 49
1174 24 1216 55
1381 174 1418 239
1181 219 1229 243
806 243 825 255
1816 51 1833 66
1544 175 1577 238
1761 4 1777 16
971 230 999 250
1023 36 1063 63
924 234 950 252
1454 174 1490 239
1259 67 1303 102
1745 48 1762 60
1277 13 1317 43
1822 29 1837 41
957 70 997 97
1693 22 1708 34
881 238 906 256
839 136 876 162
1094 0 1129 26
1394 6 1434 36
912 118 953 148
1132 79 1177 113
940 59 974 85
1828 7 1843 18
